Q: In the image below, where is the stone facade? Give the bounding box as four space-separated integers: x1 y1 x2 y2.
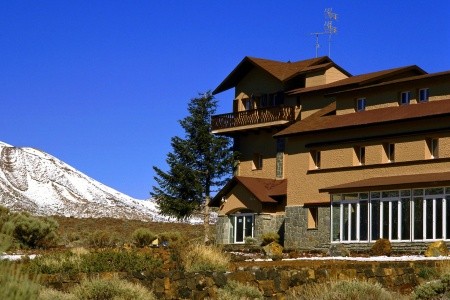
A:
284 205 331 250
215 215 231 244
254 214 285 244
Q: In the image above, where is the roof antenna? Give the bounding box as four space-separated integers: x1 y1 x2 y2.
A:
310 8 338 58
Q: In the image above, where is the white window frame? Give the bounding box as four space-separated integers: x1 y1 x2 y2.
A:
400 91 411 105
232 213 254 244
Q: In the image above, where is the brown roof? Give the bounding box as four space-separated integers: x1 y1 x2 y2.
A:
320 172 450 194
275 99 450 137
287 65 426 95
210 176 287 207
212 56 351 95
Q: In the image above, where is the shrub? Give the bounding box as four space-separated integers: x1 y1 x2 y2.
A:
286 280 397 300
28 249 162 275
132 228 157 247
72 277 155 300
85 230 118 248
182 243 229 272
38 288 77 300
217 280 263 300
0 263 41 300
413 273 450 300
5 213 58 249
244 236 258 245
261 232 279 246
158 231 182 244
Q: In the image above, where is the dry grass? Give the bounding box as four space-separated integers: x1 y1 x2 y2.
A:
182 243 230 272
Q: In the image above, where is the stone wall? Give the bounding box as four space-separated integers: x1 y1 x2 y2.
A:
284 205 330 250
254 214 285 244
215 215 231 244
42 259 450 299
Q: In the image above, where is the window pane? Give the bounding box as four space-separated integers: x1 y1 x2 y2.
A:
382 202 389 239
414 197 423 240
332 203 340 241
236 216 244 242
401 190 411 197
425 188 444 196
343 204 349 240
343 193 359 201
426 200 433 239
371 192 381 199
436 198 443 239
401 198 411 240
245 216 253 238
382 191 399 198
360 193 369 200
350 203 357 241
332 194 342 202
360 201 368 241
413 189 424 196
371 200 380 240
391 201 399 240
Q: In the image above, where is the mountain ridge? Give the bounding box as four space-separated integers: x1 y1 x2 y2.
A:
0 141 174 222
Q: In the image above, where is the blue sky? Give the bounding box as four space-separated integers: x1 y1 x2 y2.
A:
1 1 449 199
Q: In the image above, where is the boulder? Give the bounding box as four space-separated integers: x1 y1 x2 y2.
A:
263 242 283 261
327 243 350 257
424 240 449 257
370 239 392 256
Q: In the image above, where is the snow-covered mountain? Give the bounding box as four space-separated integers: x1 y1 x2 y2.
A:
0 141 173 222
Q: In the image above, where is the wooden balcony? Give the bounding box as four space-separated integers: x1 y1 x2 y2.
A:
211 106 296 134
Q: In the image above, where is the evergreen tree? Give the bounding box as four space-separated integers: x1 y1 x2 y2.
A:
151 92 233 226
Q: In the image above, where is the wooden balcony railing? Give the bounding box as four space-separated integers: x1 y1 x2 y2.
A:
211 106 295 131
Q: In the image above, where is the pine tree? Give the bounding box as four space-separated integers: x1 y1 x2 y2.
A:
151 92 233 239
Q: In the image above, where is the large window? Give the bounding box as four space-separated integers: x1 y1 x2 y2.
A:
356 98 366 112
400 91 411 105
331 187 450 243
419 88 430 103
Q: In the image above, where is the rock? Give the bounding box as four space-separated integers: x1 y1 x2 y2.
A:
424 240 449 257
263 242 283 261
370 239 392 256
327 244 350 257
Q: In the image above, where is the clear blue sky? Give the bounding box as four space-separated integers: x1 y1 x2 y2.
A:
1 1 449 199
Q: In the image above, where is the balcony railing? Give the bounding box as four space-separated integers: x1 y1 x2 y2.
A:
211 106 295 131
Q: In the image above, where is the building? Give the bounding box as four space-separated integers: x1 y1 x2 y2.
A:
209 55 450 250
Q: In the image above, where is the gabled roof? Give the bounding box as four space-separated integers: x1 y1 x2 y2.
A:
320 172 450 194
210 176 287 207
212 56 350 95
287 65 427 95
274 98 450 137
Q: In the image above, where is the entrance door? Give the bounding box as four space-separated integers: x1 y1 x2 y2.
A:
233 214 254 243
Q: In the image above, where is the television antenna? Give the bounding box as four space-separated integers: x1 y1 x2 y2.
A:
310 8 338 57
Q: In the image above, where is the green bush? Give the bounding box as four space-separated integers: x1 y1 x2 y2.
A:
217 280 263 299
261 232 279 246
72 277 155 300
413 273 450 300
28 249 163 275
182 243 229 272
158 231 182 244
132 228 157 247
244 236 258 245
0 263 41 300
85 230 118 248
4 213 58 249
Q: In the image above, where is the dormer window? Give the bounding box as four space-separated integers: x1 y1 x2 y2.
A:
400 91 411 105
419 88 429 103
244 99 253 110
356 98 366 112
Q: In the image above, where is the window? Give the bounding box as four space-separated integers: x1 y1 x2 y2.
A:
252 153 263 170
356 98 366 112
331 188 450 243
231 214 254 243
307 207 318 229
428 138 439 159
400 91 411 105
311 150 321 169
244 99 253 110
355 146 366 165
419 88 430 103
384 143 395 162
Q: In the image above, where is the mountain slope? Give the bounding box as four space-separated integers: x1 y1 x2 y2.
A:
0 141 168 221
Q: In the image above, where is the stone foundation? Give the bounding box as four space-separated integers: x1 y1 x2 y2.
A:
284 205 331 250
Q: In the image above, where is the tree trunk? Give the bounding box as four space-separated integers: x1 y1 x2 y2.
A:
204 195 210 244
